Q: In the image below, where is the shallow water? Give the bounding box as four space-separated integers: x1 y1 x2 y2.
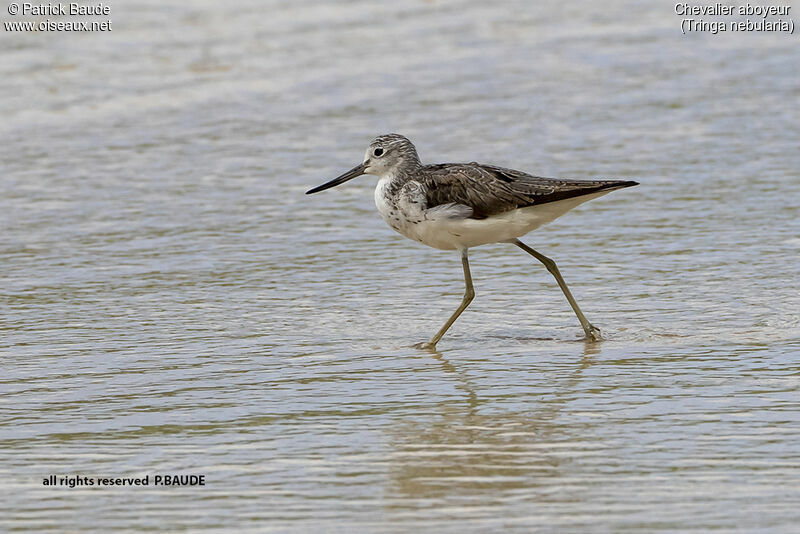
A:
2 0 799 531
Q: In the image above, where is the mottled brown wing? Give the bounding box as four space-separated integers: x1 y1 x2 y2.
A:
420 163 638 219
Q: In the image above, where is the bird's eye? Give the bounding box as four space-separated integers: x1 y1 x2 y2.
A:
373 147 384 157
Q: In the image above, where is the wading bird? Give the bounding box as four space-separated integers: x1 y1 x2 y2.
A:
307 134 637 349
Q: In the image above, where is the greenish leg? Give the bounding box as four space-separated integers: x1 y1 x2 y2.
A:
416 249 475 350
514 239 602 342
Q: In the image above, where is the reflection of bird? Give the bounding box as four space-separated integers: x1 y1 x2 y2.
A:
307 134 638 349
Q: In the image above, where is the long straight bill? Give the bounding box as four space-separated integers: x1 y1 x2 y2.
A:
306 163 367 194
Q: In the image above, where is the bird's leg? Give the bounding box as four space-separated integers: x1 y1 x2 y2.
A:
416 249 475 350
514 239 602 342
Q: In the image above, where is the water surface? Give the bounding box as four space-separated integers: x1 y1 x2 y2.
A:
2 1 799 531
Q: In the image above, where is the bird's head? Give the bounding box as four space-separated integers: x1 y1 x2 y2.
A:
306 134 421 194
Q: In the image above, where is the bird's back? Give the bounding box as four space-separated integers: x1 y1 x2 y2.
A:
418 163 638 220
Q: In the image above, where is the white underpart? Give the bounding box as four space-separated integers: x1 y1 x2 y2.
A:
374 175 616 251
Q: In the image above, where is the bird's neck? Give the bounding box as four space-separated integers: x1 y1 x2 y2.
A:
381 161 423 185
375 168 412 202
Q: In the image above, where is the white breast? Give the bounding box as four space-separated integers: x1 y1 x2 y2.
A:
374 175 426 242
373 176 394 219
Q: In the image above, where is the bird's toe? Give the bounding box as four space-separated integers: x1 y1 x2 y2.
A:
584 325 603 342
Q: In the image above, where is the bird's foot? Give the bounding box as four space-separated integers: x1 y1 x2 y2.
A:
413 340 438 351
584 325 603 342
